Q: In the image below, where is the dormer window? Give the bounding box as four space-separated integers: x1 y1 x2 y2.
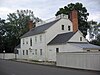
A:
62 25 64 30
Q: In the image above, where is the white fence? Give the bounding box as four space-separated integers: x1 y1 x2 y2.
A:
0 53 16 59
56 52 100 71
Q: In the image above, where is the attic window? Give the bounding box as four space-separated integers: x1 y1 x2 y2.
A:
68 26 71 31
80 37 82 41
62 25 64 30
56 48 59 53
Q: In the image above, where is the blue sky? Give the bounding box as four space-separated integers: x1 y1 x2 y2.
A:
0 0 100 22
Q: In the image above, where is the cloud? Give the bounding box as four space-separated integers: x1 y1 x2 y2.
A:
0 0 100 22
88 11 100 22
0 7 15 19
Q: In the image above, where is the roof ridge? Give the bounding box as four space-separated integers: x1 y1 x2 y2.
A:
21 19 60 38
35 19 60 28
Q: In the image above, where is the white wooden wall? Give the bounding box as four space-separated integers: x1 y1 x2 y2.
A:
0 53 16 59
56 52 100 71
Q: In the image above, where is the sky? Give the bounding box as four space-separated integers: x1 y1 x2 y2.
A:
0 0 100 22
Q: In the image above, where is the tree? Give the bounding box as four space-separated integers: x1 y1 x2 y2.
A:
1 9 42 53
55 2 89 36
90 34 100 46
0 18 6 52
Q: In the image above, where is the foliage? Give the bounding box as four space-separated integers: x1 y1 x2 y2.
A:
0 10 42 53
55 2 89 36
90 34 100 46
0 18 6 52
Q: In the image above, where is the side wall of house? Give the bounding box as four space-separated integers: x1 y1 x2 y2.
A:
20 33 47 61
47 44 83 61
46 18 73 44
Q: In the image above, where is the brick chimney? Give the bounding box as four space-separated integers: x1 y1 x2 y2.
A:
70 9 78 32
28 20 33 30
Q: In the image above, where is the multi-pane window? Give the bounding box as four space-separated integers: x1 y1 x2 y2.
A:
40 35 42 42
30 38 32 46
23 39 25 44
56 48 59 53
68 26 71 31
87 50 90 52
26 41 28 44
35 49 37 55
62 25 64 30
40 49 42 55
80 37 82 41
23 50 25 55
16 50 19 54
35 36 37 43
26 50 28 55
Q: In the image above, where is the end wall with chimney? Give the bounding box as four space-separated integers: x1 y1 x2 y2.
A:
70 9 78 32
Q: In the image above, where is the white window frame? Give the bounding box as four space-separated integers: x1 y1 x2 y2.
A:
35 36 37 43
40 35 42 42
30 38 32 46
35 49 37 55
40 49 42 55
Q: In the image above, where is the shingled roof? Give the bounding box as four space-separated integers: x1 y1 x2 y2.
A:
21 19 60 38
70 43 100 50
48 32 75 45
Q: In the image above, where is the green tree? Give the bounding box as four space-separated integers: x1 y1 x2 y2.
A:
1 10 42 53
56 2 89 36
0 18 6 52
90 34 100 46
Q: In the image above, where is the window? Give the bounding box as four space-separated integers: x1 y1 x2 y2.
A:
26 41 28 44
62 25 64 30
80 37 82 41
56 48 59 53
35 49 37 55
35 36 37 43
49 49 52 51
26 50 28 55
30 38 32 46
32 53 34 55
23 39 25 44
40 49 42 55
23 50 25 55
40 35 42 42
16 50 19 54
87 50 90 52
68 26 71 31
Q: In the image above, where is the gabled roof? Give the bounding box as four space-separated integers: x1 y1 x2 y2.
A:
48 32 75 45
21 19 60 38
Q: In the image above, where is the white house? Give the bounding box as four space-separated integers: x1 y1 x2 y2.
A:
16 10 100 61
